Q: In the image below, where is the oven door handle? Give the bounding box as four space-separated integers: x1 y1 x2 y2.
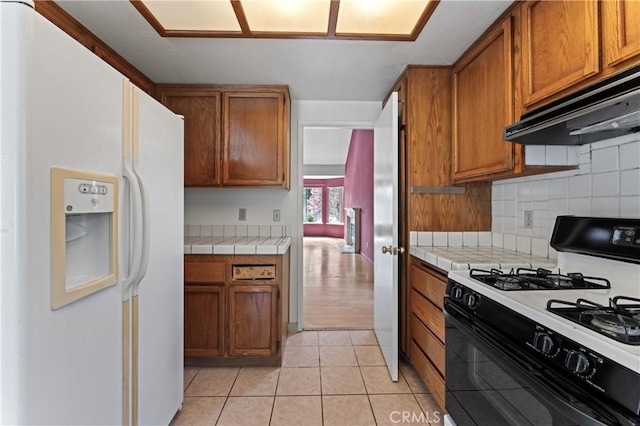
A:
444 300 638 426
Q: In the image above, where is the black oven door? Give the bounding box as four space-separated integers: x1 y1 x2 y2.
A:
444 298 640 426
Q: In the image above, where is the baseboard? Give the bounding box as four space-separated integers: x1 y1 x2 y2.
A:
288 322 300 333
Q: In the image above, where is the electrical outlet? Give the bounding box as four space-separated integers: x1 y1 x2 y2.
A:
273 209 281 222
524 210 534 228
239 208 247 221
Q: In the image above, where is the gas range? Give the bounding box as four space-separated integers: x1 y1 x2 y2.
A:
447 228 640 371
445 216 640 425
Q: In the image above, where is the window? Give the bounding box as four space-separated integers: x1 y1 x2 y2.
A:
303 187 323 223
327 187 344 224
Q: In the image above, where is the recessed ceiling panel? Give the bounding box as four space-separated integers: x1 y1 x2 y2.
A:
336 0 430 35
241 0 331 34
140 0 241 32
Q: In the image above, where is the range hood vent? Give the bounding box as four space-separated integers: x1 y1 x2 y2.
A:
504 64 640 145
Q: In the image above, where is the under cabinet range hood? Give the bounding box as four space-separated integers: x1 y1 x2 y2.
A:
504 64 640 145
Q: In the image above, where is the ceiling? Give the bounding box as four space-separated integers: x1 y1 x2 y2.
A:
55 0 513 101
303 127 353 167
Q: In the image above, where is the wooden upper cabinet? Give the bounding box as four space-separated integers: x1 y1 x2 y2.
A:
602 0 640 70
453 17 515 181
159 88 221 186
521 0 600 108
222 92 289 188
157 85 290 189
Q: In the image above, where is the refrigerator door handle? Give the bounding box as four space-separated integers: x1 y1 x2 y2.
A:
122 160 143 296
131 164 149 296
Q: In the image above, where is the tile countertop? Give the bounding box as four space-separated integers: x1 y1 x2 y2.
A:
184 236 291 256
410 245 557 272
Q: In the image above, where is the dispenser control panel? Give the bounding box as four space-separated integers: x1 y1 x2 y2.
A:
63 178 114 214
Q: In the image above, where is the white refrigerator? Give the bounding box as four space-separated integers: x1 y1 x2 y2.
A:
1 1 184 424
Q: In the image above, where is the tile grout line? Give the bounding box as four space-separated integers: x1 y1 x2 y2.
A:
183 367 200 394
268 367 283 425
214 368 241 425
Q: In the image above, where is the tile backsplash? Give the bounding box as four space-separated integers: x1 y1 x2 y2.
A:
492 133 640 259
185 224 292 238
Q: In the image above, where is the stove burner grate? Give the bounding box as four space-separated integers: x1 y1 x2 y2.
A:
547 297 640 345
469 268 611 291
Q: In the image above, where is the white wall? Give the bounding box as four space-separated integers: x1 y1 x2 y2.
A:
491 133 640 259
184 99 381 329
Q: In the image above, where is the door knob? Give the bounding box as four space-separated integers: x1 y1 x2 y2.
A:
382 246 405 255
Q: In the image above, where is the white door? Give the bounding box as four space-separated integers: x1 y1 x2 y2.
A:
373 92 399 381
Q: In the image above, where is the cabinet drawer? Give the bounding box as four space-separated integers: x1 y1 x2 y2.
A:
409 341 445 411
184 261 226 283
232 264 276 281
411 289 445 342
411 314 445 375
410 263 446 309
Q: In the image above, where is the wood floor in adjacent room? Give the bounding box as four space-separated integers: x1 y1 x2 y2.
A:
303 237 373 329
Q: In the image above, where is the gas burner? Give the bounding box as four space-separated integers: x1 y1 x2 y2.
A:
469 268 611 291
495 277 523 290
547 297 640 345
589 313 640 338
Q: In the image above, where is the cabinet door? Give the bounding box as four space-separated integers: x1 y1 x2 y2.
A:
521 0 600 107
222 92 287 187
160 90 221 186
453 17 515 181
184 285 225 357
228 285 278 357
602 0 640 69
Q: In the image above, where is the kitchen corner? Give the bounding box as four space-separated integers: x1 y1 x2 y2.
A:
183 224 291 369
406 229 557 409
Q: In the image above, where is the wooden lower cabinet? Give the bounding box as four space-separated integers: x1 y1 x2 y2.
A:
184 253 289 367
409 341 446 410
408 256 447 410
184 285 225 357
228 285 278 357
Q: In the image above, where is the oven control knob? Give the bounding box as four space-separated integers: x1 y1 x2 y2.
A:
451 286 464 301
533 333 555 355
463 293 479 309
565 351 590 374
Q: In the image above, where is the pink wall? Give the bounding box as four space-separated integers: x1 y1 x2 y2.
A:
303 177 345 238
344 130 374 264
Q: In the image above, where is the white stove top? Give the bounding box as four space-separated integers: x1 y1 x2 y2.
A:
448 252 640 373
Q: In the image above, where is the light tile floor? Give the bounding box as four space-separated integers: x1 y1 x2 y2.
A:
173 330 443 425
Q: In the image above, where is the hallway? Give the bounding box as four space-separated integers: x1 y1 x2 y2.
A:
303 237 374 329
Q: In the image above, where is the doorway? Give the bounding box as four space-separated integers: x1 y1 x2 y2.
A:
301 127 375 329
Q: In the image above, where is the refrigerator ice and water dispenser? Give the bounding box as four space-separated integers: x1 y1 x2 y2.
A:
51 168 119 309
